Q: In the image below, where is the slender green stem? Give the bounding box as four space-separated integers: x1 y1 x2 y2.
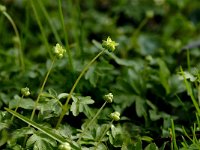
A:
171 119 178 150
37 0 61 44
180 67 200 115
30 0 52 58
58 0 73 70
132 17 148 40
95 120 114 150
77 101 107 143
187 49 191 72
30 57 56 121
56 49 106 128
23 58 55 145
2 11 24 71
11 95 24 121
182 126 193 142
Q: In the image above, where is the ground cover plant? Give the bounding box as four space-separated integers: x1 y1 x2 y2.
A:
1 0 200 149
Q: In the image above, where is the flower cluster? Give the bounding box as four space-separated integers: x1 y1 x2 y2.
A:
103 93 113 103
0 5 6 12
102 37 119 52
53 43 66 59
21 87 30 97
110 111 120 121
58 142 71 150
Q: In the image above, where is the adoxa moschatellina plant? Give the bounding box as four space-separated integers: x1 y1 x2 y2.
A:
30 43 66 122
56 36 119 128
5 37 119 149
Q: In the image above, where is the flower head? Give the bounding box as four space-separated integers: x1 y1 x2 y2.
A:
146 10 154 18
110 111 120 121
0 5 6 12
102 37 119 52
103 93 113 103
58 142 71 150
21 87 30 97
53 43 66 59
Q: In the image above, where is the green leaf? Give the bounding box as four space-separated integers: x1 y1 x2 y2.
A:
135 140 142 150
26 131 57 150
70 95 94 116
141 136 153 142
157 58 170 94
9 95 35 110
144 143 159 150
135 96 146 117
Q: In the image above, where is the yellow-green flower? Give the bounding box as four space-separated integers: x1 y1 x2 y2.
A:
110 111 120 121
58 142 71 150
102 37 119 52
21 87 30 97
54 43 66 59
0 5 6 12
103 93 113 103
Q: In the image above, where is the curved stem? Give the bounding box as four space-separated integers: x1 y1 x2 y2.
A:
77 101 107 143
133 17 148 38
56 49 106 128
30 57 56 121
11 95 24 121
95 120 114 150
2 11 24 71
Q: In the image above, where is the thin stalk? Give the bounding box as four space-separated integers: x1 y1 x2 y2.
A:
23 58 55 146
77 101 107 143
182 126 193 142
56 49 106 128
11 95 24 121
2 11 24 71
180 67 200 115
191 124 198 144
30 57 56 121
37 0 61 44
132 17 148 40
171 119 178 150
30 0 52 58
95 120 114 150
187 49 191 72
58 0 73 70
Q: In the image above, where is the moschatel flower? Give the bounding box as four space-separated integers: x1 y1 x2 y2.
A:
21 87 30 96
58 142 71 150
0 5 6 12
54 43 66 59
103 93 113 103
110 111 120 121
102 36 119 52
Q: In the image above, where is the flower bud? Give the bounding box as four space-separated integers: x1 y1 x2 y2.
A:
110 111 120 121
103 93 113 103
102 37 119 52
0 5 6 12
58 142 71 150
53 43 66 59
146 10 154 18
21 87 30 97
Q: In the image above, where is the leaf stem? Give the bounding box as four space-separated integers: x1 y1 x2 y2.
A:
11 95 24 121
30 57 56 121
95 120 114 150
2 11 24 71
77 101 107 143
